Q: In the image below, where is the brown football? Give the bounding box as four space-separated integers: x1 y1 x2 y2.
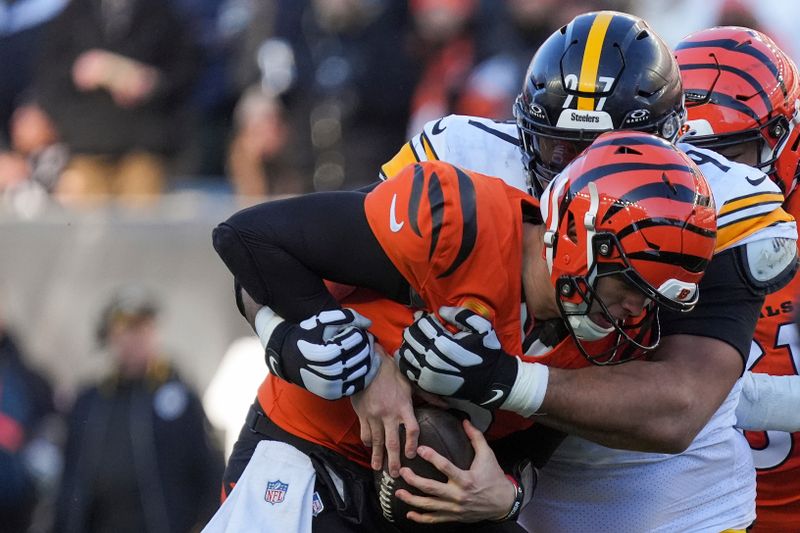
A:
375 407 475 532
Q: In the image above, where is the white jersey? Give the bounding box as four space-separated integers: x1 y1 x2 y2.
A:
380 115 530 194
382 115 798 531
524 380 755 533
675 142 797 248
382 115 796 250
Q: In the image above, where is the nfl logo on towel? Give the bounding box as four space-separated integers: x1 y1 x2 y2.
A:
312 491 324 517
265 480 288 504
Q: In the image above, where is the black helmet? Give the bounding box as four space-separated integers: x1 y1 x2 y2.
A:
514 11 685 195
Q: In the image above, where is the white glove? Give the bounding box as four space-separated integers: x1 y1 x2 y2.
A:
399 306 548 416
255 306 380 400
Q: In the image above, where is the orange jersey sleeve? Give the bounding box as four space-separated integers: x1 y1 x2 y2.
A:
364 161 538 354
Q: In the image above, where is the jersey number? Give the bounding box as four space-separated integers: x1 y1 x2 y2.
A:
743 321 799 470
562 74 615 111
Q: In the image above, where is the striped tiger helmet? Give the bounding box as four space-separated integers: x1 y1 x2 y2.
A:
677 26 800 195
514 11 685 196
540 131 717 361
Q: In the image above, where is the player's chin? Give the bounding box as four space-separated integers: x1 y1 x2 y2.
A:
589 312 614 329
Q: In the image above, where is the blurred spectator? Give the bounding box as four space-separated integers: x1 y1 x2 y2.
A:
53 286 223 533
716 0 760 27
35 0 199 207
406 0 480 135
0 0 67 147
226 86 298 198
0 100 68 217
168 0 238 179
261 0 416 191
634 0 800 61
456 0 615 120
226 0 279 96
0 300 59 533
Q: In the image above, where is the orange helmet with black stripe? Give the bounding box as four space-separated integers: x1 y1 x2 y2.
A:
540 130 717 363
676 26 800 195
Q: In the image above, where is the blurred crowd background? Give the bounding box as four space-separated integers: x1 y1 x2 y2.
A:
2 0 800 531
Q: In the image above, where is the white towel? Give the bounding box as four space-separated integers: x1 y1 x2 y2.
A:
203 440 316 533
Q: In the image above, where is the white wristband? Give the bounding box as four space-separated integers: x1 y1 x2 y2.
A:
736 371 800 432
500 359 549 418
254 306 286 349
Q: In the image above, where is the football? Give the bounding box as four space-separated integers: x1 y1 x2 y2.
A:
375 407 475 532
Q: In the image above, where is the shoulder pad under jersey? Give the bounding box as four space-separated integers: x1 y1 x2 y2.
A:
380 115 530 194
678 143 797 251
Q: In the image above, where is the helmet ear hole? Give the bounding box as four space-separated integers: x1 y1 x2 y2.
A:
567 213 578 244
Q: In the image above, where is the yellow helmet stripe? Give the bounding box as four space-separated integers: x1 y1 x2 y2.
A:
577 11 614 110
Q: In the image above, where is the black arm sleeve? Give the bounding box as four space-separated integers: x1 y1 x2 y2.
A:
212 191 409 322
659 247 764 366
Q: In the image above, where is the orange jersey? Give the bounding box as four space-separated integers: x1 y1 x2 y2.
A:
745 192 800 532
257 162 597 465
257 290 413 468
744 275 800 532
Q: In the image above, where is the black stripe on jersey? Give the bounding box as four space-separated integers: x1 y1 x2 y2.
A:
626 250 710 273
675 39 783 90
409 164 425 237
720 197 783 218
467 119 521 146
438 167 478 278
717 203 783 228
428 171 445 260
420 132 441 160
601 182 699 224
683 148 731 172
570 163 693 196
680 63 772 113
615 217 716 241
721 190 779 203
408 140 422 163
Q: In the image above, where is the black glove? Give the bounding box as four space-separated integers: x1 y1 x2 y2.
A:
257 307 379 400
398 306 518 409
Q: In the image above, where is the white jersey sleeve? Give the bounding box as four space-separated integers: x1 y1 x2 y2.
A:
678 143 797 250
380 114 530 194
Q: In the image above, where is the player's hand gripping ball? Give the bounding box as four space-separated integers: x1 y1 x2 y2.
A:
375 407 475 532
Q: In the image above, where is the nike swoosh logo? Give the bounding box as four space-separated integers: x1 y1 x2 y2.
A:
432 118 446 135
480 389 504 406
268 356 281 377
746 175 767 186
390 194 404 232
